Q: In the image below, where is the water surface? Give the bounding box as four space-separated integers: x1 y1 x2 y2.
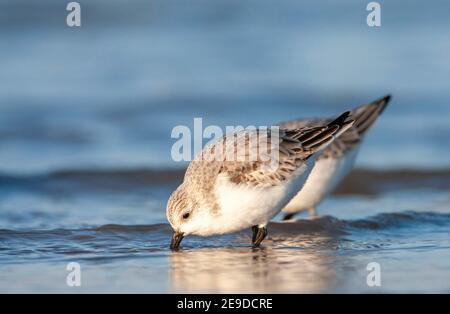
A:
1 169 449 293
1 0 450 293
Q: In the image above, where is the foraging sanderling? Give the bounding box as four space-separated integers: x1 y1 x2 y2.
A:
167 111 354 249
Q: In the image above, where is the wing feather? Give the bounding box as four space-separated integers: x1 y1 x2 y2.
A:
279 95 391 159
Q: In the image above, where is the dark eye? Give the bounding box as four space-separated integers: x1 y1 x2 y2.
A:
182 212 190 219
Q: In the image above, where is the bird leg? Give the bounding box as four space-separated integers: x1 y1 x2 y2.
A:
308 207 318 218
251 225 258 243
252 226 267 247
282 213 296 221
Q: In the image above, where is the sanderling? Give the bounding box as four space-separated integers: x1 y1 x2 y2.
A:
280 95 391 220
166 111 354 249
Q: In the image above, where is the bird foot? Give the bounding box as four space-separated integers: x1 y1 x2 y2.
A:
251 226 267 247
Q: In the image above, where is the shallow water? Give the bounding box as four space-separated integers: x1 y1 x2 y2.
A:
0 169 449 293
1 212 450 293
1 0 450 293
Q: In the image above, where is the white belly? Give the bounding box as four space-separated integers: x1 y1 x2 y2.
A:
212 159 315 235
282 148 359 214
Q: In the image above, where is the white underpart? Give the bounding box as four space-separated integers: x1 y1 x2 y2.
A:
283 147 359 214
185 159 315 236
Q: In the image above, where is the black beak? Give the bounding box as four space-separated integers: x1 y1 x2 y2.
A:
170 232 184 250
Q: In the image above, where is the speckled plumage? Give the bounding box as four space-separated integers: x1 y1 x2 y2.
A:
280 95 391 218
166 112 354 241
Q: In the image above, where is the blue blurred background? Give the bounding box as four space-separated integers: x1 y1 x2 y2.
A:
1 0 450 293
0 0 449 173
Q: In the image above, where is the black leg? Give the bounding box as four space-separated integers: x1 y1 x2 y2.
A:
282 213 295 221
252 226 267 247
251 225 258 243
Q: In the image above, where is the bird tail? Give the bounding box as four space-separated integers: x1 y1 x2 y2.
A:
350 95 391 136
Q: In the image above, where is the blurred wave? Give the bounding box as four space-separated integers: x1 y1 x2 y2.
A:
1 1 450 172
1 167 449 196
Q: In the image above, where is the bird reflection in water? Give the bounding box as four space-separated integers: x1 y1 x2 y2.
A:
169 233 340 293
